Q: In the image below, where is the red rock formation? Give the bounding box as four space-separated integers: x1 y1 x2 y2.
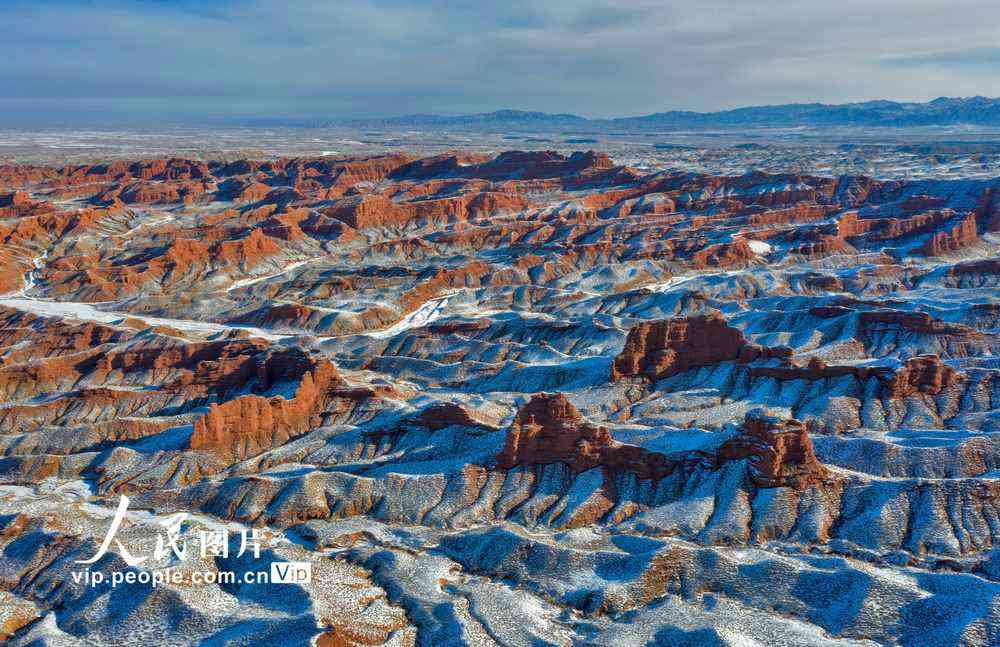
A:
900 194 947 213
949 258 1000 277
0 163 58 189
230 180 273 203
742 352 963 403
611 313 792 382
0 329 342 436
691 240 756 268
466 191 532 219
389 153 491 180
324 194 412 229
718 409 828 490
920 213 978 256
189 357 344 461
397 261 494 312
793 236 855 258
211 228 283 270
827 206 981 257
858 310 978 337
496 393 675 480
317 153 415 194
414 403 489 430
747 203 831 226
111 179 211 205
0 307 124 360
983 186 1000 232
884 355 963 398
836 211 873 238
748 356 874 382
392 150 613 182
0 190 33 208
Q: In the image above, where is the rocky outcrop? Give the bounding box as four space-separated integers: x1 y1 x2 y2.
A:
690 240 756 268
856 310 985 359
949 258 1000 277
746 203 831 226
747 355 881 383
188 356 344 461
920 213 978 256
391 150 613 182
813 205 982 258
110 179 211 205
718 409 828 490
0 190 38 213
611 313 792 382
884 354 964 398
414 403 489 430
496 393 675 480
324 194 411 229
983 186 1000 231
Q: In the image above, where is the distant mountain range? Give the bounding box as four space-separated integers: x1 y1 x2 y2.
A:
334 97 1000 131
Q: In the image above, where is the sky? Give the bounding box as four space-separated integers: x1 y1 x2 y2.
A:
3 0 1000 125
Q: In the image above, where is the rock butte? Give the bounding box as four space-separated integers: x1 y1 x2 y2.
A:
497 392 679 480
717 409 829 490
610 313 793 382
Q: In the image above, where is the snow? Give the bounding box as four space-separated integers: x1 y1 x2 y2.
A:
643 269 745 293
225 257 316 292
747 239 773 255
366 293 456 339
14 250 48 297
0 296 291 341
121 213 175 238
643 275 691 293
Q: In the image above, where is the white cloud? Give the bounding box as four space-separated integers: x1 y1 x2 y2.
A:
1 0 999 123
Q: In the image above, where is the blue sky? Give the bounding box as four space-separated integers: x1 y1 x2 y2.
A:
4 0 1000 124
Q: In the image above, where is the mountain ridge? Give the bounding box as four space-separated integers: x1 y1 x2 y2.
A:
331 96 1000 130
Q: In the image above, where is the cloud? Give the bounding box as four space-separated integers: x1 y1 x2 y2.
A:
882 47 1000 71
2 0 999 124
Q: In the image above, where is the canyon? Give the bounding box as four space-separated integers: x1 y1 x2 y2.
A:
1 148 999 645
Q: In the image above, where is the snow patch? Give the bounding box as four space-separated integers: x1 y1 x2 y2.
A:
0 296 291 340
366 293 456 339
